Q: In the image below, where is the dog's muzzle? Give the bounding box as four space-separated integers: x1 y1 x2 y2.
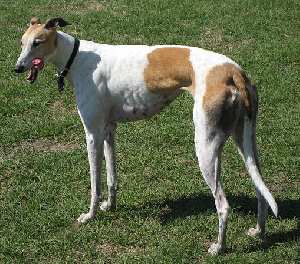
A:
14 58 44 84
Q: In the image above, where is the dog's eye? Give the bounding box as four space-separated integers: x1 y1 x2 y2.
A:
33 41 41 47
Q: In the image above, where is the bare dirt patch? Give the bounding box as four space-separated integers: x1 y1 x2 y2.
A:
97 243 146 256
199 27 254 52
1 139 81 159
269 172 299 194
49 100 78 116
34 0 106 16
18 138 80 153
199 28 225 49
85 0 105 12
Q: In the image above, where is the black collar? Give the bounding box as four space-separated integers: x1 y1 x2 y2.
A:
57 38 80 92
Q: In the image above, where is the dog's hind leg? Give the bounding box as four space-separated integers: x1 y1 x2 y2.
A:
100 123 117 211
193 107 229 255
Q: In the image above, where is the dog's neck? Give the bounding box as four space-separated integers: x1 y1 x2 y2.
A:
49 31 78 72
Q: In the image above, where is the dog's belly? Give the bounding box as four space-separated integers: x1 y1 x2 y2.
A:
111 89 181 122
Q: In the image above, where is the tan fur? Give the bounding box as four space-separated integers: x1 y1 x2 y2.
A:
203 63 251 117
144 47 195 95
30 17 41 25
22 19 57 56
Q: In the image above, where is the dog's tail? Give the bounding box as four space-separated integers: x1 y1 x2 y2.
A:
233 74 278 217
241 116 278 216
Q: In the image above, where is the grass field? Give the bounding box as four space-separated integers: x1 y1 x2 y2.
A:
0 0 299 263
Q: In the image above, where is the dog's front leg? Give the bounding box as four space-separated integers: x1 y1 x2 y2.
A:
100 123 117 211
77 127 104 223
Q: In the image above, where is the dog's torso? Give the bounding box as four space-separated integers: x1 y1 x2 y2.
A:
69 39 237 125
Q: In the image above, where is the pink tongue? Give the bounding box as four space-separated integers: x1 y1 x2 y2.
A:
32 58 44 70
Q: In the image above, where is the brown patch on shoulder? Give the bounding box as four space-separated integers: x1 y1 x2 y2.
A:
203 63 252 130
144 47 195 95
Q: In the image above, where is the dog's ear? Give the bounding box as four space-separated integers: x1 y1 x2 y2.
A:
44 18 71 30
30 17 41 26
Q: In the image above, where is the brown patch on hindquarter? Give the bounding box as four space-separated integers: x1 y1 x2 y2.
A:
144 48 195 95
203 63 252 130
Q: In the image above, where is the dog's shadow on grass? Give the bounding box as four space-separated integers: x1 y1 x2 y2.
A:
158 193 299 220
138 193 299 252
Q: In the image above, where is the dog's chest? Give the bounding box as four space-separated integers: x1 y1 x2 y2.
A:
111 87 180 122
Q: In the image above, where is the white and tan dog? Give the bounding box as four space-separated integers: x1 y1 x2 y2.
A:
15 17 277 255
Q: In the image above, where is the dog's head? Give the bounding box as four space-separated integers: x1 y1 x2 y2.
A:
15 17 70 83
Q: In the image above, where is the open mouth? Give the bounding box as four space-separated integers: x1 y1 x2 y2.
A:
26 58 44 84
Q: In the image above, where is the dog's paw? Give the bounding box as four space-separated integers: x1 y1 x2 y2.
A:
247 227 265 239
77 212 94 223
100 200 116 211
208 243 223 256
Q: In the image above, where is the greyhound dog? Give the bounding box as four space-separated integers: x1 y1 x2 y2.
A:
15 17 277 255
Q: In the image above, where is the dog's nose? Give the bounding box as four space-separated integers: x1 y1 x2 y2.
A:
14 65 26 73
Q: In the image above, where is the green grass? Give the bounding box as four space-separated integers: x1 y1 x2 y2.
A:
0 0 299 263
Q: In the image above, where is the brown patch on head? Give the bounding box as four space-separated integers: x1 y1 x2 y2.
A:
21 20 57 57
203 63 252 130
144 47 195 95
